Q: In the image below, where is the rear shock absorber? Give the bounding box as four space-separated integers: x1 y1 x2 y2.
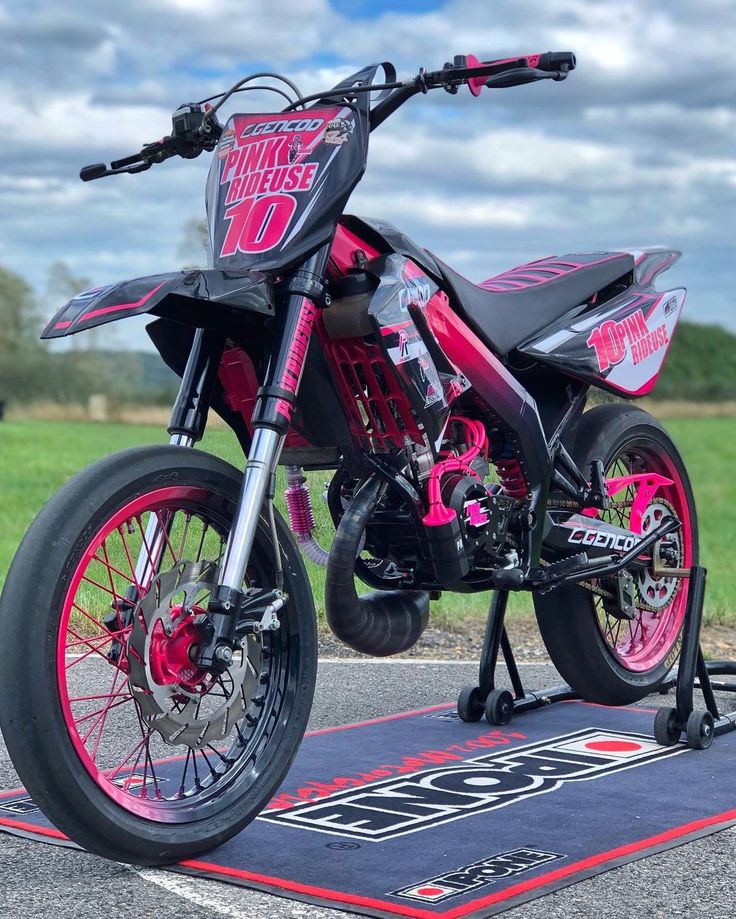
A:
494 455 529 499
284 465 329 567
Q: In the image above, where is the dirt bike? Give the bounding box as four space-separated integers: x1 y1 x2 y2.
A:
0 52 697 865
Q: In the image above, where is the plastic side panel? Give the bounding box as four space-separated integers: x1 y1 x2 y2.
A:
627 248 681 287
423 296 550 489
520 288 686 397
366 255 460 446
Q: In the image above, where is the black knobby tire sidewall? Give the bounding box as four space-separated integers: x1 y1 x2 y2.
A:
0 445 317 864
534 404 698 706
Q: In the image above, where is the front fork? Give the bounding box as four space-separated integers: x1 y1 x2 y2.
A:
199 244 331 666
129 246 329 667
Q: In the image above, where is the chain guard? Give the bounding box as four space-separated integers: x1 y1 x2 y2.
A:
127 560 259 749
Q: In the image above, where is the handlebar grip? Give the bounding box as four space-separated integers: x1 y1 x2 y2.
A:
80 164 107 182
536 51 576 73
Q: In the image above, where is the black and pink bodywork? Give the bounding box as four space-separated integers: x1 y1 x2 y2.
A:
43 52 690 640
5 53 712 864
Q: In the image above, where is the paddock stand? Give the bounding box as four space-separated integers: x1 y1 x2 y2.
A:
457 565 736 751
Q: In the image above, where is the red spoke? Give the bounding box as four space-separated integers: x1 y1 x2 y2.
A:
81 574 116 597
74 694 132 728
117 523 144 592
69 691 134 703
81 667 126 747
155 510 179 567
71 600 120 637
95 546 136 596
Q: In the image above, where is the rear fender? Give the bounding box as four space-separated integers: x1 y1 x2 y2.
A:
519 286 686 397
41 269 274 339
627 248 681 288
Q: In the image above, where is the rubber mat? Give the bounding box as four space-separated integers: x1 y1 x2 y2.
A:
2 700 735 918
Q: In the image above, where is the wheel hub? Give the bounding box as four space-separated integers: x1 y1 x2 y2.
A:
148 603 207 692
127 560 259 749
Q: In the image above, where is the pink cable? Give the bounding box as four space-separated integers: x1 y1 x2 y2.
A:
423 417 488 526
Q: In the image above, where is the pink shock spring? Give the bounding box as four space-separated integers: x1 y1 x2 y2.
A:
494 458 528 498
284 468 316 539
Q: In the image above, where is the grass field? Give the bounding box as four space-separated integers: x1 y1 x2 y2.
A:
1 417 734 623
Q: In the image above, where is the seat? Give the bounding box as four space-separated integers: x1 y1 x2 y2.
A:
433 251 635 357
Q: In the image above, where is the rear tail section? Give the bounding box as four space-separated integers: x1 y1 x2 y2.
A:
518 248 684 397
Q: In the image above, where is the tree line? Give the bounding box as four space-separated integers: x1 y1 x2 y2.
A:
1 257 735 408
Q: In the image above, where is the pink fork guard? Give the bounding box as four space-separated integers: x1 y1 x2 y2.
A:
583 473 674 534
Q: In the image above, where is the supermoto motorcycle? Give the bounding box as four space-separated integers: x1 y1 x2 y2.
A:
0 52 696 864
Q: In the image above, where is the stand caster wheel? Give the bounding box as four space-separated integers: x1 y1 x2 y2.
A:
654 707 681 746
458 685 484 722
485 689 514 726
686 710 715 750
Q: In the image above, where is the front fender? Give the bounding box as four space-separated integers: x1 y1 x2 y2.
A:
41 269 274 339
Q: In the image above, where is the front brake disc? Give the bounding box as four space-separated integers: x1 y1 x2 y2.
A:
127 560 259 748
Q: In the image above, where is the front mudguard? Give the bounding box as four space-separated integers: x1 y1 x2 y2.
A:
41 269 274 339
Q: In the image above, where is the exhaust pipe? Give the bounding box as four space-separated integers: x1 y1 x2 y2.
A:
325 476 430 657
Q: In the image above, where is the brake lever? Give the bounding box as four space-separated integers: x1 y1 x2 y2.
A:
484 67 559 89
80 161 154 181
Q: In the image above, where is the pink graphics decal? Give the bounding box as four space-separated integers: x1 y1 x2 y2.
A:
52 281 168 332
216 108 346 258
593 290 686 395
277 297 318 398
480 254 623 293
586 307 669 374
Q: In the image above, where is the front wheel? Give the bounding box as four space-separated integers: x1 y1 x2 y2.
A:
534 404 697 705
0 445 317 865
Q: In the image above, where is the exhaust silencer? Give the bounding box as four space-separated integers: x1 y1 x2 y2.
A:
325 476 430 657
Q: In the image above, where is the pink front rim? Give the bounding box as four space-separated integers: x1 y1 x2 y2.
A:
56 485 254 818
594 444 692 673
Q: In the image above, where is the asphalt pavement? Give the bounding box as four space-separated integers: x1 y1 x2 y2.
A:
1 659 735 919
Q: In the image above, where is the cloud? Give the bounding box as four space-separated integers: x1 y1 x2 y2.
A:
0 0 734 352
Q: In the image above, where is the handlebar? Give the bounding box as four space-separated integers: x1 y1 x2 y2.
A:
424 51 575 95
80 103 222 182
80 52 575 180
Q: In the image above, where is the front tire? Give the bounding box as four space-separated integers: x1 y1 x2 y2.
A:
534 404 697 705
0 445 317 864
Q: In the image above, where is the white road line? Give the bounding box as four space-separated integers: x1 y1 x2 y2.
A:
65 655 548 665
136 867 340 919
136 869 260 918
317 657 547 665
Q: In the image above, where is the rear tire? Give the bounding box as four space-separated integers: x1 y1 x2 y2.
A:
534 404 697 705
0 445 317 865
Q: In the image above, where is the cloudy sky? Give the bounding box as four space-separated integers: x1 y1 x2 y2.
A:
1 0 735 349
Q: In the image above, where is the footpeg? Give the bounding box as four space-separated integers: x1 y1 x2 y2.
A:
532 553 588 589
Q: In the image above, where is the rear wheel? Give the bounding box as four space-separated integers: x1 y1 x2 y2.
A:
0 445 317 864
534 404 697 705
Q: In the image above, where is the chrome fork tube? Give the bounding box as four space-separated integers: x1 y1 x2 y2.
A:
217 426 282 589
133 432 194 587
198 244 332 666
131 327 223 592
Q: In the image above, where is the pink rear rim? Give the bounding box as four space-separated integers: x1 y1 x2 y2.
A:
594 440 693 673
55 485 282 821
